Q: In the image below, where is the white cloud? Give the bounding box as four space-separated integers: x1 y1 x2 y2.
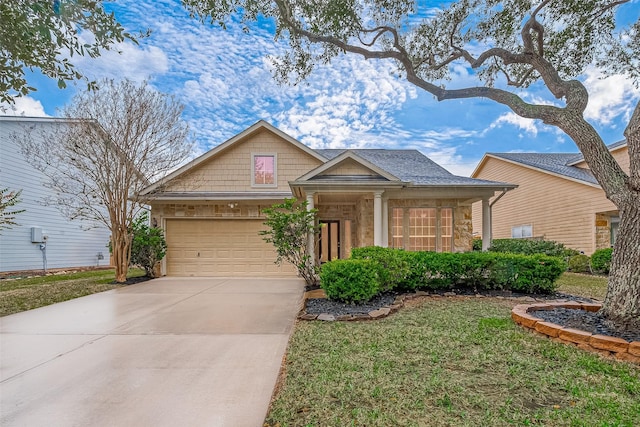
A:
583 67 640 125
487 112 539 136
0 97 49 117
75 41 169 83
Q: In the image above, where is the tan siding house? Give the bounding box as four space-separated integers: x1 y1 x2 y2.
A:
471 142 629 255
141 121 514 277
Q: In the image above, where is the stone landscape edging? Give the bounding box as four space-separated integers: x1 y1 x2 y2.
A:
512 302 640 365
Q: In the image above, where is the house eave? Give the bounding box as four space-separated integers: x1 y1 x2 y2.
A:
142 191 293 203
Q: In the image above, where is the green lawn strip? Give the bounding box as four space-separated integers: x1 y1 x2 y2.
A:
266 298 639 427
0 268 146 316
556 272 608 301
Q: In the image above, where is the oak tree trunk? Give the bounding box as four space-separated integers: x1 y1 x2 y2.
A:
600 195 640 322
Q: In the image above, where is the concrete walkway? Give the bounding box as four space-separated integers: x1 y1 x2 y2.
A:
0 277 304 426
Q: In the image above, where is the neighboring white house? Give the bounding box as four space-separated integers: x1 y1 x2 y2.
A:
0 116 111 273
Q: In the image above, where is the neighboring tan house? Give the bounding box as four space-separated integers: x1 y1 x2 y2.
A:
0 116 111 273
471 141 629 255
140 120 515 277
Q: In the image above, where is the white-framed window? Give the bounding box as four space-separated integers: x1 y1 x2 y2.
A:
252 154 277 187
391 207 454 252
511 225 533 238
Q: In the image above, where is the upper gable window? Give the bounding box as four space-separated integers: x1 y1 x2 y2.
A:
253 154 277 187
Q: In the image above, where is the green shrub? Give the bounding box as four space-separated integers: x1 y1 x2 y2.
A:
507 254 566 293
472 238 483 251
351 246 409 292
347 247 564 295
488 238 579 258
320 259 382 303
130 211 167 278
590 248 613 274
568 254 591 273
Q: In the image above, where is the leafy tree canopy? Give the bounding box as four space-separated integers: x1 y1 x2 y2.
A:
0 0 146 104
183 0 640 321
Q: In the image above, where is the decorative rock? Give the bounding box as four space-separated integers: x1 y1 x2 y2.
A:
368 307 391 318
590 334 629 353
629 341 640 357
317 313 336 322
519 296 536 303
414 291 429 296
443 292 456 297
336 315 354 321
558 328 593 344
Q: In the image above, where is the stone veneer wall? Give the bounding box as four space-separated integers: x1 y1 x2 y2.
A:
594 213 611 251
152 203 269 225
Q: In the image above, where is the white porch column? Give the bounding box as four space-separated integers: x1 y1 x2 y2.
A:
382 198 389 247
373 191 383 246
306 192 316 262
482 198 491 251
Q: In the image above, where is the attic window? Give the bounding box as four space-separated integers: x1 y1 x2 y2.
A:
253 154 276 187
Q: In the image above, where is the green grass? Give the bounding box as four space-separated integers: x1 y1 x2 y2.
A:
556 272 608 301
0 268 146 316
266 298 639 427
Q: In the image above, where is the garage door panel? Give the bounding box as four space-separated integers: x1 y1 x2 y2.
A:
165 219 296 277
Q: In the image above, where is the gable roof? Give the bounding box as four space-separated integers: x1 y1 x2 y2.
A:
296 150 401 182
316 149 513 187
139 120 326 195
474 140 628 188
481 152 599 186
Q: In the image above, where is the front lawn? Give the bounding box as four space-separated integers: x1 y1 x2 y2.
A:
266 297 639 426
0 268 145 316
555 272 608 301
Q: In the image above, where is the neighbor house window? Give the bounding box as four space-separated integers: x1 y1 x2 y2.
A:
253 154 276 186
391 207 453 252
511 225 533 238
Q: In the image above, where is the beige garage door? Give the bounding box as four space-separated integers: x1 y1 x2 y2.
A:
165 219 297 277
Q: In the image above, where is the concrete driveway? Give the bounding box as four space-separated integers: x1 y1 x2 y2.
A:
0 277 304 426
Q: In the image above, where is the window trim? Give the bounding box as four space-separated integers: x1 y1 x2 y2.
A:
251 153 277 188
511 224 533 239
390 206 454 252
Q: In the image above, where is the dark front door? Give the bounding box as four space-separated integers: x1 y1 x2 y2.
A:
319 221 340 263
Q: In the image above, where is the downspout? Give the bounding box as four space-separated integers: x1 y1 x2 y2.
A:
483 188 511 251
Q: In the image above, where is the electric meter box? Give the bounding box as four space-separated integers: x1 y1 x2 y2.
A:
31 227 44 243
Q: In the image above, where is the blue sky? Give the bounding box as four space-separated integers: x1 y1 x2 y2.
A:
4 0 640 176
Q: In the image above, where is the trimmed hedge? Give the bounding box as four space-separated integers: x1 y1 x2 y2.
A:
591 248 613 274
320 259 382 303
487 238 579 258
350 246 409 291
346 247 565 298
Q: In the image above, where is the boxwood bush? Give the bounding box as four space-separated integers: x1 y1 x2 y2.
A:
320 259 382 304
350 246 409 292
590 248 613 274
337 247 566 301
